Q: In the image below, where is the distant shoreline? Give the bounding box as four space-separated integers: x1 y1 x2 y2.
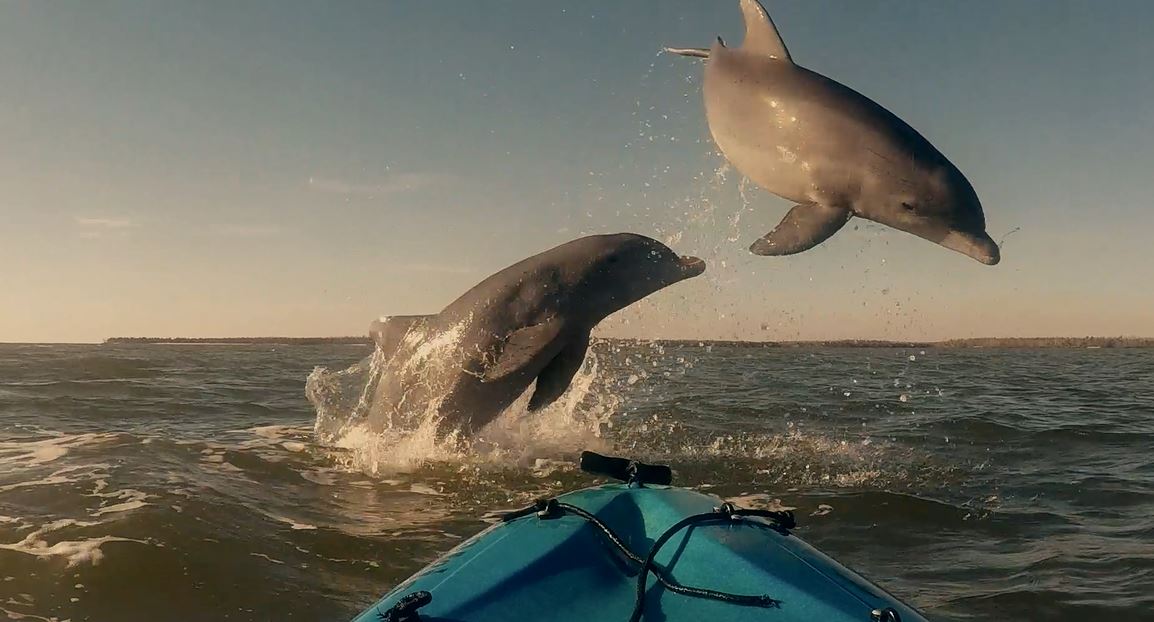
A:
100 336 1154 348
617 337 1154 349
103 336 372 346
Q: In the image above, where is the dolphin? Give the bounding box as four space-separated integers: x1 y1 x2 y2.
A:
366 233 705 437
666 0 1000 265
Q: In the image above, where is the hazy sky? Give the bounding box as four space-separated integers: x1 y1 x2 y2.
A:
2 1 1152 343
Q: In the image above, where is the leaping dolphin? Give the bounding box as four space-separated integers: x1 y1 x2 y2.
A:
365 234 706 438
667 0 1000 265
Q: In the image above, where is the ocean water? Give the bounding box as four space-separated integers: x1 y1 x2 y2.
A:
1 342 1152 621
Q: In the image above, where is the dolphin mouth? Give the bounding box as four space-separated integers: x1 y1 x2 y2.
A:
938 230 1001 265
678 255 707 278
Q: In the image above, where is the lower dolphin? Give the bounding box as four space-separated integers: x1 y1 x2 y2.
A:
368 233 705 437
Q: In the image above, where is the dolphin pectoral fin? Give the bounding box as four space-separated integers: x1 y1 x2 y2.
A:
664 47 711 59
527 334 589 412
481 318 565 382
739 0 792 61
749 203 852 256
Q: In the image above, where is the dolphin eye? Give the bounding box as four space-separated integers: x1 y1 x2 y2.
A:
901 201 917 213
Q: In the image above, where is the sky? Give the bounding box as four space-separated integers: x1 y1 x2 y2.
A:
2 1 1152 343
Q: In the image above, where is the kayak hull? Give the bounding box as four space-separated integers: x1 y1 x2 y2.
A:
352 484 928 621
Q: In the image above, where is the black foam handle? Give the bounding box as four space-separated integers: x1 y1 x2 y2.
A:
579 451 672 485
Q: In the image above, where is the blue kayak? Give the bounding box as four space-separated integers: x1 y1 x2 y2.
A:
354 453 927 622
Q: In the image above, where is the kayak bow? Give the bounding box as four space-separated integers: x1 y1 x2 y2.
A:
354 452 926 622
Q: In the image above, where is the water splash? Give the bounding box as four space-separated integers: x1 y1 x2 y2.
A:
305 329 621 476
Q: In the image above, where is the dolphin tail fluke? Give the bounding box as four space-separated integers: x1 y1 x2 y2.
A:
663 47 711 59
749 203 852 256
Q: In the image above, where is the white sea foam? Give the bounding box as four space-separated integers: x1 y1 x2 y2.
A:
0 433 120 469
0 605 62 622
0 464 112 494
0 519 143 567
88 479 153 515
249 552 285 565
267 514 318 531
90 498 149 517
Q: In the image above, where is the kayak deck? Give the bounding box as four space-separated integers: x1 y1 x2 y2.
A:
353 484 926 621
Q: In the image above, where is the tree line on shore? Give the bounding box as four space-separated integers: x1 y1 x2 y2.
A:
104 336 371 345
104 336 1154 348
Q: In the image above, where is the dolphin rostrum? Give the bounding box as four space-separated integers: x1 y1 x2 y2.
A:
667 0 1000 265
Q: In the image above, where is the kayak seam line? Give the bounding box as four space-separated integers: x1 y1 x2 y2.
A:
764 524 878 611
422 524 515 596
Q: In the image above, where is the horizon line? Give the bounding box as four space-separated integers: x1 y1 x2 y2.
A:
3 335 1153 346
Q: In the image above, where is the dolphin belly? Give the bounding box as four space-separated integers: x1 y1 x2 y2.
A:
704 52 933 212
704 56 833 205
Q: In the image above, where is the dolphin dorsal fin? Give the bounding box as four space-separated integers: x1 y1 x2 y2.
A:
369 315 431 358
740 0 792 62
